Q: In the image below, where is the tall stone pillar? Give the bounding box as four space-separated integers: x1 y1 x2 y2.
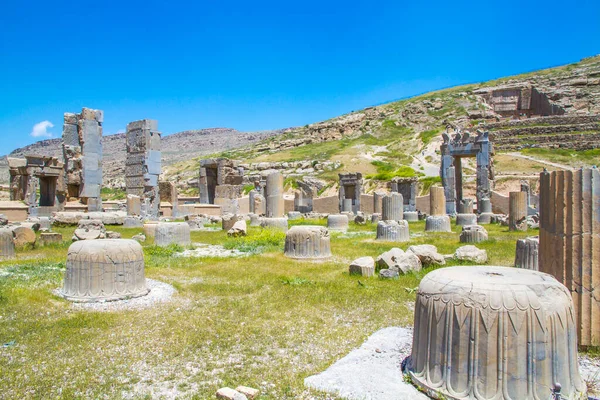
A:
62 107 103 210
539 167 600 347
440 156 456 215
508 191 527 231
382 193 403 222
429 186 445 216
125 120 161 220
475 131 493 212
265 172 284 218
373 191 385 214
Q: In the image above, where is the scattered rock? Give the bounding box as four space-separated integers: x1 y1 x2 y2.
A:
216 387 248 400
73 219 106 241
11 226 36 247
407 244 445 266
349 256 375 277
379 269 400 279
354 212 366 225
39 232 62 245
235 386 259 399
132 233 146 243
228 220 247 237
105 231 122 239
376 248 422 274
0 214 8 226
20 222 41 232
454 245 488 264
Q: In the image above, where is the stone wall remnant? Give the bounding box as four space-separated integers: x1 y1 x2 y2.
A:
539 168 600 347
391 177 418 211
62 108 103 211
440 127 494 214
338 173 362 213
125 119 161 220
8 155 65 216
199 158 243 205
407 266 585 399
474 84 565 117
61 239 149 302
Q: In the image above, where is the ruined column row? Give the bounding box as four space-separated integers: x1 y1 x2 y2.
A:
539 168 600 347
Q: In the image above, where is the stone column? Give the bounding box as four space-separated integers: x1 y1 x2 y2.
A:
440 156 456 214
373 191 385 214
539 167 600 347
515 236 539 270
382 193 403 222
125 119 161 220
509 191 527 231
475 131 492 212
265 172 284 218
429 186 445 216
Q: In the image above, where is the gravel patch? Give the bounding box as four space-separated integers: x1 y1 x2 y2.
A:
176 243 247 258
56 279 176 312
305 326 600 400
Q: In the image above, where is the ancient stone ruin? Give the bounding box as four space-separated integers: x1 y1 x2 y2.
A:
199 158 244 213
424 186 450 232
390 177 417 212
539 167 600 347
0 228 15 259
407 266 585 399
459 224 488 243
338 173 362 213
61 239 149 302
509 191 528 231
154 222 191 247
376 220 409 242
381 193 403 222
8 155 65 216
440 126 494 214
327 214 349 232
62 108 104 211
474 84 565 118
125 119 161 220
515 236 539 270
455 198 477 226
265 172 284 218
284 226 331 260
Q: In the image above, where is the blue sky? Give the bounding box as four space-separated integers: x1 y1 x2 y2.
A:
0 0 598 155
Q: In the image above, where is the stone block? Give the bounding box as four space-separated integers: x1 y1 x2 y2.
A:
376 220 409 242
11 226 36 247
154 222 190 247
425 215 451 232
260 217 288 231
455 213 477 226
349 256 375 277
454 245 487 263
515 236 539 270
284 225 331 259
0 228 15 259
407 244 445 266
403 211 419 222
327 214 349 232
40 232 62 245
459 224 488 243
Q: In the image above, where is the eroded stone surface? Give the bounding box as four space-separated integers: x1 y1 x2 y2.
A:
0 228 15 259
349 256 375 277
407 266 586 399
154 222 191 247
61 239 149 302
376 248 421 274
407 245 445 266
424 215 451 232
284 225 331 259
459 224 488 243
227 220 247 237
515 236 539 270
376 220 409 242
454 245 487 263
327 214 349 232
11 226 36 247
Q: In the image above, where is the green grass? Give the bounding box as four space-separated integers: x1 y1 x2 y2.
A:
521 148 600 167
418 176 442 195
100 187 126 200
0 220 536 399
419 128 442 145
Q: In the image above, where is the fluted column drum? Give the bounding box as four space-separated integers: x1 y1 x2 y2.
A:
266 172 285 218
284 226 331 259
0 228 15 260
61 239 149 302
459 224 488 243
407 266 585 400
376 220 409 242
430 186 446 216
425 215 451 232
509 191 528 231
515 236 539 270
155 222 191 247
382 193 403 222
260 217 288 231
455 213 477 226
327 214 349 232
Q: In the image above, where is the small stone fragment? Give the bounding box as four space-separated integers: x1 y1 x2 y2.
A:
454 245 487 263
228 220 247 237
132 233 146 242
379 269 399 279
235 386 259 399
39 232 63 246
349 256 375 277
216 387 248 400
407 244 445 266
12 226 36 247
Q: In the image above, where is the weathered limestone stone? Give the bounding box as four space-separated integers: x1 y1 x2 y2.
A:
349 256 375 277
235 386 259 399
379 269 399 279
403 211 419 222
260 217 288 231
457 198 474 214
354 212 366 225
407 244 445 266
539 168 600 346
0 228 15 259
406 266 585 399
515 236 539 270
424 215 451 232
381 192 403 222
477 197 494 224
132 233 146 242
248 213 261 227
453 245 487 263
339 173 362 213
222 214 243 231
39 232 63 246
391 176 418 211
126 194 141 216
73 219 106 241
61 239 149 302
0 215 8 226
123 217 143 228
284 225 331 259
216 387 248 400
126 119 161 220
143 222 159 238
376 248 421 274
11 226 36 247
327 214 349 232
20 221 40 232
376 220 409 242
154 222 191 247
265 172 284 218
429 186 446 216
459 224 488 243
227 220 247 237
373 191 385 214
287 211 301 220
509 191 528 231
105 231 121 239
371 213 381 223
455 213 477 226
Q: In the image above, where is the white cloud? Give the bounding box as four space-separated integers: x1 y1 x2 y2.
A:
30 120 54 138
